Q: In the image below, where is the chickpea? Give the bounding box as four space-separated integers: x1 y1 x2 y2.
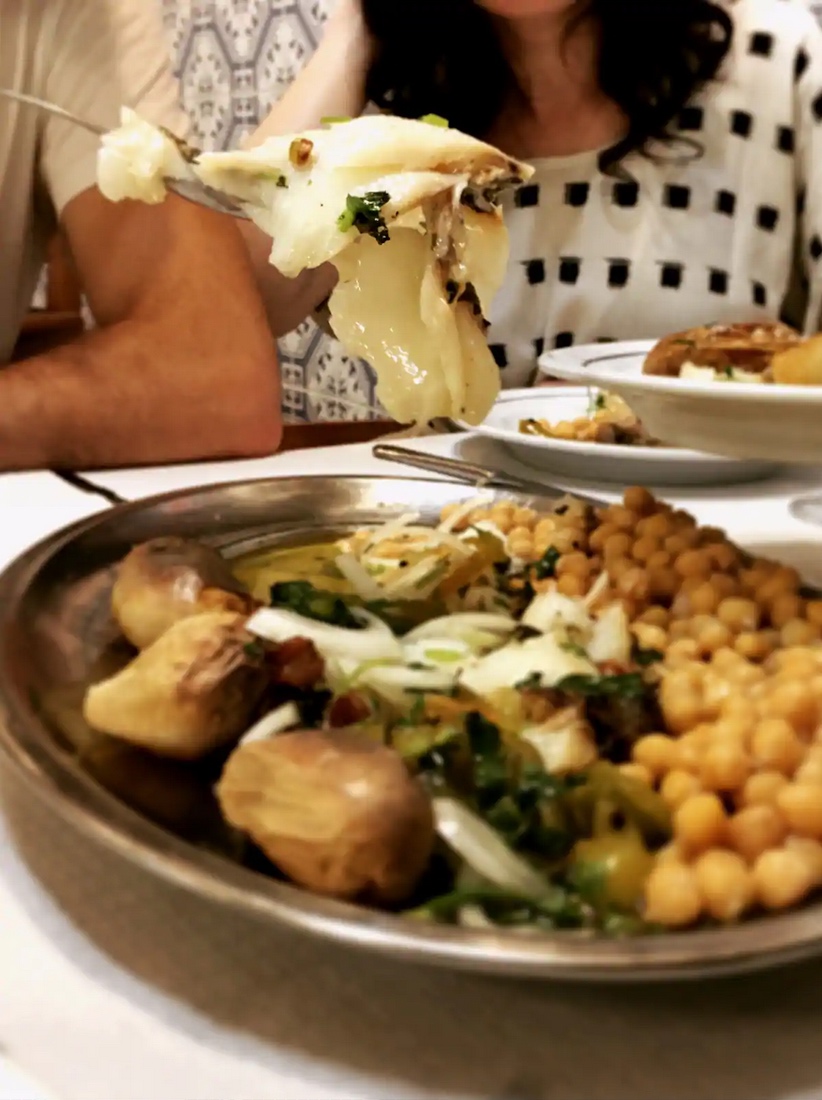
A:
759 681 819 736
557 551 590 578
605 505 636 531
693 850 755 922
633 734 680 778
602 532 633 560
694 619 733 658
781 619 819 648
674 549 712 579
741 769 789 807
805 600 822 628
659 685 705 735
699 742 751 793
795 748 822 785
665 531 698 557
632 535 661 563
638 513 674 540
750 719 806 776
674 793 727 854
623 486 656 515
784 837 822 887
753 848 814 910
666 638 700 665
509 506 535 527
688 582 720 616
644 861 703 928
556 573 586 598
775 783 822 839
711 574 740 601
734 631 775 662
660 769 703 809
769 593 803 629
648 567 680 602
655 842 686 865
707 542 738 572
588 523 615 552
720 695 758 731
727 804 787 863
632 623 667 652
616 567 650 602
635 605 670 629
717 598 760 634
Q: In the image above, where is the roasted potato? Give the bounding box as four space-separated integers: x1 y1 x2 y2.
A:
83 611 267 759
113 537 255 650
771 332 822 385
642 321 801 378
216 728 436 905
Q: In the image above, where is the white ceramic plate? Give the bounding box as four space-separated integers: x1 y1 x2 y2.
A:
539 340 822 464
458 386 778 486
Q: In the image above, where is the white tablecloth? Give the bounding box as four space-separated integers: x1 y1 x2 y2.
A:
4 443 822 1100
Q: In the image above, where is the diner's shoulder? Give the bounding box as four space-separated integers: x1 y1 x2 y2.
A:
727 0 822 48
40 0 188 215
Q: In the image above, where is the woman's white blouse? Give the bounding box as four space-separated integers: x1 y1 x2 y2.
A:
487 0 822 386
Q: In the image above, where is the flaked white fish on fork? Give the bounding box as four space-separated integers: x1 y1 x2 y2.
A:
2 88 534 428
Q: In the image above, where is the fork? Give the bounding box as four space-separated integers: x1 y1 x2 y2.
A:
0 88 249 219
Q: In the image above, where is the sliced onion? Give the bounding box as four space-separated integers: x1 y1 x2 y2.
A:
357 664 456 704
246 606 402 662
403 612 516 644
521 589 592 635
239 702 301 745
433 798 549 898
333 552 385 601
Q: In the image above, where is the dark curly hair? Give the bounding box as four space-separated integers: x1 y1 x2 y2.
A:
362 0 734 174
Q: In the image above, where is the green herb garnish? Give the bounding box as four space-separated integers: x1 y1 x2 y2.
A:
633 646 663 667
420 113 449 127
320 115 352 125
337 191 391 243
533 545 560 580
556 672 647 699
269 580 362 629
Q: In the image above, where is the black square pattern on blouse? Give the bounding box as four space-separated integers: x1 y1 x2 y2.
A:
523 259 546 285
709 269 729 295
514 184 540 209
660 263 683 289
731 109 753 137
749 31 774 58
559 258 581 285
564 182 589 207
608 259 631 288
489 344 508 369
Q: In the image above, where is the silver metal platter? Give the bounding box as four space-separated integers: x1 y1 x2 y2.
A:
1 474 821 982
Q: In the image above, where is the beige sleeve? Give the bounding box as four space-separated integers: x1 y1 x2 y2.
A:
41 0 190 216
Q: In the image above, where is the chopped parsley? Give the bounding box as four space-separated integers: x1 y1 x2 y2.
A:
633 646 663 667
269 580 362 629
556 672 647 700
337 191 391 244
533 545 561 579
320 115 352 125
420 113 449 127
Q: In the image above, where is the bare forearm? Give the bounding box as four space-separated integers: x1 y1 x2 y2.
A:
0 321 281 470
239 224 338 338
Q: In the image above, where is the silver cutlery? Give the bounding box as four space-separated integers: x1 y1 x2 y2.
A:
371 443 607 505
0 88 248 219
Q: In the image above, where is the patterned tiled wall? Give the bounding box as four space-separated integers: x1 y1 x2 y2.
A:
160 0 381 423
160 0 822 422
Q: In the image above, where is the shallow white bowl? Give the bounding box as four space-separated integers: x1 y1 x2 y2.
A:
458 386 778 486
539 340 822 464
